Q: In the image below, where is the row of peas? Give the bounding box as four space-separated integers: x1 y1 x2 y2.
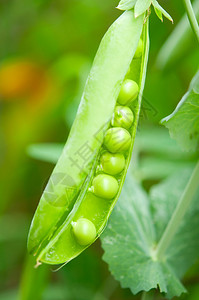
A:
72 40 143 246
91 79 138 199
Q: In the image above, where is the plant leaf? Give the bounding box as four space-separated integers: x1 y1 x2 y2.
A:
101 166 199 298
133 127 197 181
134 0 151 18
27 143 64 164
135 127 193 158
117 0 137 11
152 0 173 23
161 70 199 152
153 6 163 22
133 156 195 181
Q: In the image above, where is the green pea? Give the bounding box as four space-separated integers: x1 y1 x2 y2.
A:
100 152 125 175
134 39 143 58
92 174 119 199
72 218 96 246
117 79 138 105
111 106 134 129
103 127 131 153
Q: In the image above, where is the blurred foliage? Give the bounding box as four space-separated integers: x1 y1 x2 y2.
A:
0 0 198 299
156 0 199 71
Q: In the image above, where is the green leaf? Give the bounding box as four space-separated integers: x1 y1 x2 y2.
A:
101 167 199 298
133 156 195 181
153 6 163 22
117 0 137 11
135 127 193 158
133 127 197 181
152 0 173 23
161 70 199 152
134 0 151 18
27 143 64 164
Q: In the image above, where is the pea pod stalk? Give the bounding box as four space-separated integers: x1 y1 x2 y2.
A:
28 9 149 265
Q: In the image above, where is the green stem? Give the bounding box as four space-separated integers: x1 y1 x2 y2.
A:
141 291 154 300
155 160 199 260
183 0 199 43
141 292 148 300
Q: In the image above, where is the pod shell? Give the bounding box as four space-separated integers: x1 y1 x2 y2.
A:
28 10 145 261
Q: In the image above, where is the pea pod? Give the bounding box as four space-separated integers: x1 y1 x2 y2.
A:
28 9 149 265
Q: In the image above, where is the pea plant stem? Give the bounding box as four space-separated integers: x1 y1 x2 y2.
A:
141 292 148 300
155 160 199 261
183 0 199 43
141 291 154 300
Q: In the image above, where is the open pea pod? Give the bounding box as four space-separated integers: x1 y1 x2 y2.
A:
28 9 149 265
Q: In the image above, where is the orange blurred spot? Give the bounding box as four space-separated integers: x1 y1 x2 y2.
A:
0 60 47 100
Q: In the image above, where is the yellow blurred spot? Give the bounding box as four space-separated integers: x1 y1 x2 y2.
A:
0 60 47 100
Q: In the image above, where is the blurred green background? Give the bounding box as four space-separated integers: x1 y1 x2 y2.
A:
0 0 198 299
